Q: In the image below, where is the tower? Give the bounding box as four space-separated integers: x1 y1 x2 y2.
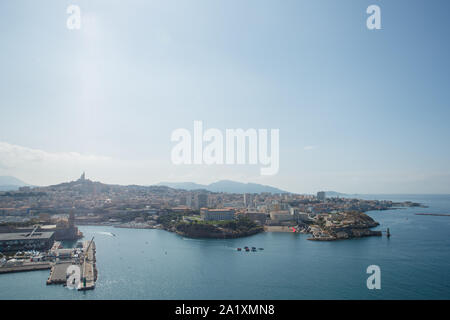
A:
186 193 192 208
69 209 75 228
244 193 254 208
317 191 326 201
196 193 208 209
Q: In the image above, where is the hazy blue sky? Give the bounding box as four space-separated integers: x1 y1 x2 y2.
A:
1 0 450 194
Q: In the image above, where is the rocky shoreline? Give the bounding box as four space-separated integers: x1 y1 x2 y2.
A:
173 222 264 239
77 220 265 239
305 212 383 241
76 211 384 241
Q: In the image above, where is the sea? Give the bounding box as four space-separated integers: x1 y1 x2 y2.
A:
1 194 449 299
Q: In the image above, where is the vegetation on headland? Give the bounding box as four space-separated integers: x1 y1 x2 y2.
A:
174 216 264 239
156 211 185 228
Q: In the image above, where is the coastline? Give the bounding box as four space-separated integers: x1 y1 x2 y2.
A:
76 220 383 242
264 226 297 233
416 213 450 217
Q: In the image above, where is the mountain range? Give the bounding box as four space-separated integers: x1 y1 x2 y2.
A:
0 175 288 194
0 176 33 191
0 175 349 196
158 180 288 194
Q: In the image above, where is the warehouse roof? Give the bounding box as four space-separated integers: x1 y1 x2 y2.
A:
0 232 54 241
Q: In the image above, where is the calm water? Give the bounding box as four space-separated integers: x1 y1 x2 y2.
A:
1 194 449 299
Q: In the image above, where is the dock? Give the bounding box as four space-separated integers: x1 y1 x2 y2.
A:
45 238 97 290
79 239 97 291
46 263 72 285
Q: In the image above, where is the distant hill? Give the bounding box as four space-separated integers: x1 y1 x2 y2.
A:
158 180 288 194
324 191 360 198
157 182 207 191
324 191 346 197
0 175 288 194
0 176 33 191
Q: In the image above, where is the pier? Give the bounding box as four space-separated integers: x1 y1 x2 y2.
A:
79 239 97 291
46 238 97 290
1 237 97 290
47 263 72 284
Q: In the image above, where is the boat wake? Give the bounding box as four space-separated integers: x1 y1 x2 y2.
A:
96 231 115 237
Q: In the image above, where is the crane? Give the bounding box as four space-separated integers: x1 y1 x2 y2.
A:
26 225 39 238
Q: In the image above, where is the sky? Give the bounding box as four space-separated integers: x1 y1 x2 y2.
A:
0 0 450 194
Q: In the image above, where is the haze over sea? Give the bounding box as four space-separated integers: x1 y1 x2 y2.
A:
1 194 449 300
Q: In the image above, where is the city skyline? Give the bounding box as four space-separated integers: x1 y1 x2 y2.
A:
1 0 450 194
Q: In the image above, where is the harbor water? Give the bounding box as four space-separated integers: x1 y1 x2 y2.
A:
1 194 449 299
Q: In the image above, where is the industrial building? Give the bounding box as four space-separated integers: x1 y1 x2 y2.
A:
0 231 55 252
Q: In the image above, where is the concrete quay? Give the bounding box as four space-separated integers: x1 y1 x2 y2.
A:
46 263 72 285
79 240 97 291
45 239 97 290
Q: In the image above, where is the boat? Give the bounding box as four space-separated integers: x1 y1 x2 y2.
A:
245 248 250 252
237 248 242 251
251 248 257 252
258 248 264 250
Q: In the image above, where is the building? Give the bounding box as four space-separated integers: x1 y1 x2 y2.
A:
196 193 208 209
242 211 268 224
37 211 81 240
317 191 326 201
0 210 82 241
289 207 311 223
0 231 55 252
172 206 190 213
201 208 235 221
269 211 294 222
186 193 193 208
244 193 254 208
178 196 186 206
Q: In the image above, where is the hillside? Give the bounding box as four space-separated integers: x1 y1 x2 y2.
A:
158 180 287 194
